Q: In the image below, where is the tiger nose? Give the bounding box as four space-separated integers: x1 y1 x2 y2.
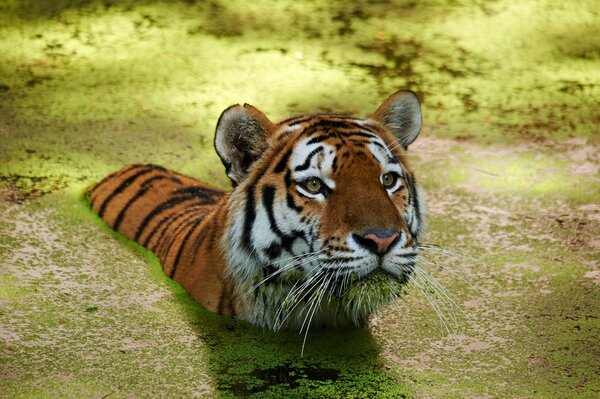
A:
352 228 401 255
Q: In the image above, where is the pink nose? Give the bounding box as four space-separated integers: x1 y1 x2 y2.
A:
352 229 401 255
364 232 400 254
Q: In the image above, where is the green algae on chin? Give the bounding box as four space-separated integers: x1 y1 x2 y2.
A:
248 269 408 330
339 270 407 324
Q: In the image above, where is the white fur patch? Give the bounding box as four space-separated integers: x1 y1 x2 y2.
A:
290 138 337 199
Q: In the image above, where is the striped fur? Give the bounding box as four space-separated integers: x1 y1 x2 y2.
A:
88 165 237 314
87 90 426 330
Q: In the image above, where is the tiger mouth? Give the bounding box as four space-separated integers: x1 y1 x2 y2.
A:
354 267 411 286
258 258 414 297
327 267 412 299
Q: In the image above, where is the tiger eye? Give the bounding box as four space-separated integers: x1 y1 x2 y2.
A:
305 177 323 193
382 172 396 188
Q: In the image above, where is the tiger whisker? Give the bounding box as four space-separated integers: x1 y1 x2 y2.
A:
417 245 482 294
300 272 331 357
272 277 305 331
418 256 481 294
247 263 302 294
413 269 459 323
409 268 460 335
272 249 326 266
247 252 323 294
419 243 483 266
413 266 467 323
387 138 409 153
281 261 332 322
410 275 453 335
299 272 328 333
273 267 326 330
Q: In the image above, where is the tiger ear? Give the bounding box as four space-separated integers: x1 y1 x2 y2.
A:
214 103 276 185
371 90 422 149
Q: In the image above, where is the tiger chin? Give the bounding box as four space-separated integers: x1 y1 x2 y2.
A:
87 90 426 332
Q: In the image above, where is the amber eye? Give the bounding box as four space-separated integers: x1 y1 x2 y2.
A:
303 177 323 193
382 172 397 189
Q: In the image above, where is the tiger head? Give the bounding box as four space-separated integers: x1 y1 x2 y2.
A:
215 90 426 330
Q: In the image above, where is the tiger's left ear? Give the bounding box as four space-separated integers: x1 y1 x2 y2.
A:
214 103 276 185
371 90 422 149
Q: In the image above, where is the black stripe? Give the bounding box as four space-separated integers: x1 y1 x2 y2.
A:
349 139 372 145
111 175 171 231
301 122 336 138
139 185 222 247
90 164 141 205
411 174 421 232
154 206 203 255
406 172 420 234
189 219 211 267
370 140 385 150
306 134 333 145
274 148 292 173
279 114 315 126
370 140 399 164
112 186 150 231
265 243 282 260
352 123 379 134
243 153 274 188
134 191 211 243
303 127 375 148
284 170 303 212
303 120 377 136
344 131 379 139
331 155 339 173
294 146 323 171
286 193 303 213
169 217 203 278
158 210 202 260
97 165 165 218
262 185 283 236
139 197 194 246
262 185 304 254
141 202 201 247
174 185 223 199
282 230 305 251
280 113 360 126
242 185 256 252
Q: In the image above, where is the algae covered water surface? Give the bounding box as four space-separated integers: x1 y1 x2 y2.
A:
1 1 599 398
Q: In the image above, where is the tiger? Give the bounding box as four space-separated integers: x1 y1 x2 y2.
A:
87 90 426 332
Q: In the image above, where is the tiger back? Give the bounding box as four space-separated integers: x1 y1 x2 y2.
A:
88 165 238 314
87 90 426 331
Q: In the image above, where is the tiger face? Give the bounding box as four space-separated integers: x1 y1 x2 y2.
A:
215 91 425 330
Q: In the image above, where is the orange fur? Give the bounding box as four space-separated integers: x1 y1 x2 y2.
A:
88 165 237 314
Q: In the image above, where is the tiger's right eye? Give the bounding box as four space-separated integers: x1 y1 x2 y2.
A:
303 177 323 193
382 172 397 189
